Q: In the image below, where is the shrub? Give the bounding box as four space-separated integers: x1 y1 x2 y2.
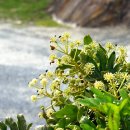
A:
1 33 130 130
28 33 130 130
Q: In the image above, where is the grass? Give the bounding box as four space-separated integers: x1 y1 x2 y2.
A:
0 0 60 27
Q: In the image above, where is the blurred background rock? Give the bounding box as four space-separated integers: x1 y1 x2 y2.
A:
49 0 130 27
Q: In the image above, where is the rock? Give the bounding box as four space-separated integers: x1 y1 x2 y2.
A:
48 0 130 27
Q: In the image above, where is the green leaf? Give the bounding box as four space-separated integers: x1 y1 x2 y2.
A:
67 125 81 130
107 104 120 130
79 117 96 129
119 88 129 99
91 88 116 103
27 123 33 130
70 49 81 61
56 64 74 70
56 118 66 129
53 105 78 121
113 63 121 72
80 124 95 130
80 53 97 66
80 53 100 77
108 51 116 71
126 63 130 74
77 107 84 121
121 115 130 130
17 114 27 130
78 98 100 109
5 118 18 130
84 35 93 45
96 44 107 71
0 121 7 130
119 98 129 111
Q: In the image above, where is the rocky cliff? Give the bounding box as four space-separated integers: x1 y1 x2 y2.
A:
48 0 130 27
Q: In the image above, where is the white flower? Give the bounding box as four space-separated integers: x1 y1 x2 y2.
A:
70 42 75 48
118 46 127 56
46 71 53 79
104 72 114 82
38 89 44 95
75 40 81 46
50 79 60 90
40 78 47 87
61 55 71 64
31 95 37 102
46 108 54 117
49 54 57 61
38 112 44 119
60 36 67 42
105 42 115 50
28 78 38 87
39 74 45 80
50 37 57 43
63 32 70 39
84 63 95 75
94 81 104 89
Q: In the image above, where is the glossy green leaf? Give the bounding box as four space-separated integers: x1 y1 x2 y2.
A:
119 88 129 99
84 35 93 45
67 125 81 130
119 98 129 111
91 88 116 103
80 123 95 130
96 45 107 71
78 98 100 109
77 107 84 121
56 118 66 129
53 105 78 121
79 117 96 129
113 63 121 72
56 64 74 70
108 51 116 71
107 104 120 130
70 49 81 61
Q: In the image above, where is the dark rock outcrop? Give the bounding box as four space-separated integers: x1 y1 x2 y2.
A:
48 0 130 27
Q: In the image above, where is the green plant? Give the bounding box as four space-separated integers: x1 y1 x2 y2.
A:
28 33 130 130
0 0 60 26
0 114 32 130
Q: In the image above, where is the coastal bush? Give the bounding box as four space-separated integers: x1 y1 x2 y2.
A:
1 33 130 130
28 33 130 130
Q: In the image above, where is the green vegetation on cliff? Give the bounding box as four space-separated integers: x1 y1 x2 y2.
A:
0 0 59 26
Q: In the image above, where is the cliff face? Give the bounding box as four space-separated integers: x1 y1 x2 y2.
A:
48 0 130 27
